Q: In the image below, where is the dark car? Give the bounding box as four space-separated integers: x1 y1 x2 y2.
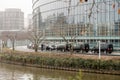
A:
81 43 89 53
56 42 89 53
72 44 82 52
43 44 57 51
91 43 113 54
56 43 67 52
72 43 89 53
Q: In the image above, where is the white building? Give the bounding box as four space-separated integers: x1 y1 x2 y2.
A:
0 8 24 30
27 14 33 30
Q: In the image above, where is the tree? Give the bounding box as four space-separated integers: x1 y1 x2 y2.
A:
58 0 120 21
27 29 45 52
6 32 17 51
54 25 78 54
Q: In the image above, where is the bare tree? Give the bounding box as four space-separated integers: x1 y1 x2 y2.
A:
54 26 78 54
58 0 119 22
6 32 17 51
27 29 45 52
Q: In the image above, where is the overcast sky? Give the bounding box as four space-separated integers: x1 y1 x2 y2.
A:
0 0 32 17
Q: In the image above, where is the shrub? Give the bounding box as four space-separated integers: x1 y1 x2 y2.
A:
0 52 120 71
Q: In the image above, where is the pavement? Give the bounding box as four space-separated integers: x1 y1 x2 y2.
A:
15 46 34 52
111 52 120 56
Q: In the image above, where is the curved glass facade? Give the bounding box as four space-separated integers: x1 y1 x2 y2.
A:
33 0 120 48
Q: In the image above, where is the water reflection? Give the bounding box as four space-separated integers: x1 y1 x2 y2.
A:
0 63 119 80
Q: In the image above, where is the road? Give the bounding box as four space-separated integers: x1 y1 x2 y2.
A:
15 46 36 52
15 46 120 56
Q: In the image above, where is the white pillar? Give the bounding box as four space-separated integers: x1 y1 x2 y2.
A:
99 41 101 59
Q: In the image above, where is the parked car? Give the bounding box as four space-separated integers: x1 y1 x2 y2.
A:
27 43 41 50
56 42 89 53
56 43 67 52
81 43 89 53
27 43 33 49
72 43 89 53
91 43 113 54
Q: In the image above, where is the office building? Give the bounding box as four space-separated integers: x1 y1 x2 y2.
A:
32 0 120 47
27 14 33 30
0 8 24 30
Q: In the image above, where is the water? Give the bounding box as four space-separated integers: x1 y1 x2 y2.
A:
0 63 119 80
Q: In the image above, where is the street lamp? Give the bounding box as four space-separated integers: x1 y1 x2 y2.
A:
98 41 101 59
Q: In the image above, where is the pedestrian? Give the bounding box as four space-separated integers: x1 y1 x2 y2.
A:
41 44 44 51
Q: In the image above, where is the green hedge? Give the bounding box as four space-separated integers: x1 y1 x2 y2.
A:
0 53 120 71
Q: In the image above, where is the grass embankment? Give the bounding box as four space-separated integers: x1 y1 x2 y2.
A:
0 48 120 75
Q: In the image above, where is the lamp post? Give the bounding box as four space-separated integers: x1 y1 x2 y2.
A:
98 40 101 59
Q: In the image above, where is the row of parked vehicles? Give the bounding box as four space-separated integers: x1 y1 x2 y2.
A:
27 42 114 54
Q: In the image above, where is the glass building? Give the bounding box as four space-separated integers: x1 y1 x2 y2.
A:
32 0 120 48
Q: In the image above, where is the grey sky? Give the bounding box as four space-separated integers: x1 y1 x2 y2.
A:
0 0 32 17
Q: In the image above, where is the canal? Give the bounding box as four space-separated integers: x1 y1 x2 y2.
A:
0 63 119 80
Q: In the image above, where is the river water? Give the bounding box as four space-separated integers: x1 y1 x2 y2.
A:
0 63 119 80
